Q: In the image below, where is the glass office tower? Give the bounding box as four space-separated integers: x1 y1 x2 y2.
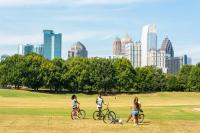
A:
141 24 157 67
54 33 62 58
43 30 62 60
18 44 34 55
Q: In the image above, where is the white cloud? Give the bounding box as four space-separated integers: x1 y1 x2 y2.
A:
0 0 160 7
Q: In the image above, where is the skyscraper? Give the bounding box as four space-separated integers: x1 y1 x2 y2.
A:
18 44 34 55
157 37 192 74
124 41 141 68
160 37 174 57
68 41 88 58
54 33 62 58
121 34 133 55
157 37 174 71
141 24 157 67
134 41 142 67
113 37 122 56
43 30 53 59
124 42 134 66
187 57 192 65
43 30 62 60
35 44 44 55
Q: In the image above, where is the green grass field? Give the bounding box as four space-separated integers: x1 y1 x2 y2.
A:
0 89 200 133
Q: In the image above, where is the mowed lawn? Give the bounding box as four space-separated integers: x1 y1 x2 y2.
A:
0 89 200 133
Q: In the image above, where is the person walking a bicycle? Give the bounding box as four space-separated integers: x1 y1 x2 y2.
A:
93 93 116 121
96 93 105 112
126 97 142 126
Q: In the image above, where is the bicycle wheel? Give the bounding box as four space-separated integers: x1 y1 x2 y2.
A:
108 111 116 120
138 114 144 123
78 109 86 119
103 113 114 124
93 111 103 120
71 110 78 120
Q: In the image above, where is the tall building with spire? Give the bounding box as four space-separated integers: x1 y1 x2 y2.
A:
141 24 157 67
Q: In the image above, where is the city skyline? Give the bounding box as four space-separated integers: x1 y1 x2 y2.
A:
0 0 200 64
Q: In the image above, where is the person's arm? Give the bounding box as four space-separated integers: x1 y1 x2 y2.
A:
76 100 80 105
138 101 141 109
102 98 104 104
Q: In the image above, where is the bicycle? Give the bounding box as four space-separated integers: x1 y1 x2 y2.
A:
93 103 116 123
71 105 86 120
126 109 144 123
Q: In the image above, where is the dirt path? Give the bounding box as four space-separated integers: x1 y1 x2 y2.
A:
193 108 200 112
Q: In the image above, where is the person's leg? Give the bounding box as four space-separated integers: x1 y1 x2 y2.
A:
126 114 132 123
98 107 102 119
135 115 138 125
132 111 139 125
72 108 77 117
74 108 78 118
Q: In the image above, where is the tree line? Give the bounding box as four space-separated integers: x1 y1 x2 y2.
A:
0 53 200 93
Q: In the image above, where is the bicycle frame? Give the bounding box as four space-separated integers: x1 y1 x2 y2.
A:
102 104 110 115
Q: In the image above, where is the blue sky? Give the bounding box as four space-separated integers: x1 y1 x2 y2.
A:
0 0 200 64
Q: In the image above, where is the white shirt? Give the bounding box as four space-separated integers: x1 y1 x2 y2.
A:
96 97 104 108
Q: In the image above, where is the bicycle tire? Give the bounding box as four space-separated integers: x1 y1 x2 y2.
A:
108 111 116 120
93 111 103 120
71 110 78 120
138 114 144 123
78 109 86 119
103 113 114 124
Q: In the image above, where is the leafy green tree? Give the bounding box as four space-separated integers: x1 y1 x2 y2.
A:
178 65 193 91
0 60 9 87
113 58 136 92
135 66 166 92
88 58 115 93
188 63 200 91
165 74 178 91
22 53 46 91
0 54 25 89
64 58 86 92
43 58 66 92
